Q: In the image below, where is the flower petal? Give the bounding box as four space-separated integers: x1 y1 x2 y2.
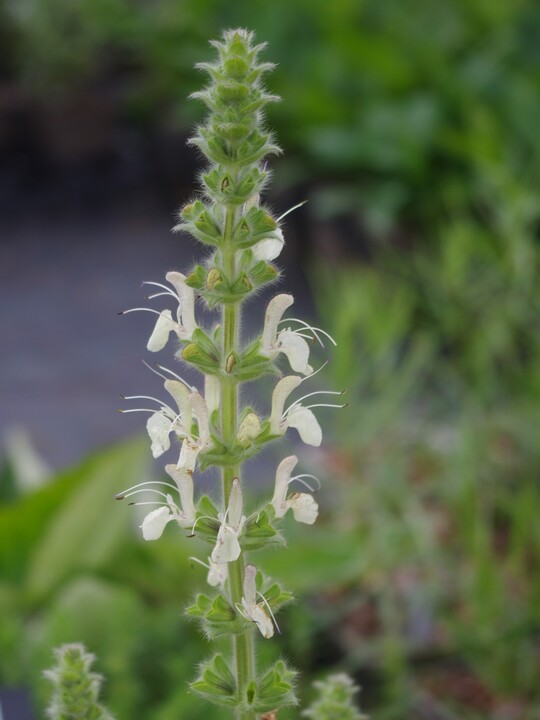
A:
277 329 311 374
211 527 241 564
188 390 210 446
147 310 176 352
177 438 200 474
261 293 294 356
146 411 172 457
286 405 322 447
141 506 173 540
269 375 303 434
165 464 196 527
289 492 319 524
271 455 298 518
228 479 244 530
164 380 192 430
207 559 228 587
166 271 196 338
251 605 274 639
252 230 284 262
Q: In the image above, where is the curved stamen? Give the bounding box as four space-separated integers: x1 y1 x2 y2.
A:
141 358 169 381
123 394 176 415
302 402 347 411
119 307 166 317
116 480 178 499
156 364 193 389
118 407 162 414
283 390 344 417
128 501 168 507
122 488 170 500
190 514 219 536
257 591 281 635
145 291 177 301
277 200 307 222
142 280 181 301
189 556 211 571
289 474 321 492
278 318 337 347
303 360 329 381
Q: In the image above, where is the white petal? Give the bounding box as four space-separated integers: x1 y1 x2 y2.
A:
261 293 294 356
243 564 258 607
269 375 303 434
189 390 210 446
228 479 244 530
251 605 274 639
277 329 311 374
289 492 319 524
177 438 200 474
271 455 298 518
286 405 322 447
141 506 173 540
147 310 176 352
207 560 227 587
211 527 241 564
165 464 196 526
146 411 172 457
164 380 192 430
252 232 284 262
204 374 220 415
244 193 260 211
166 271 197 338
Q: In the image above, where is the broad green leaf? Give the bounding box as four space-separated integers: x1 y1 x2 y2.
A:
26 439 147 602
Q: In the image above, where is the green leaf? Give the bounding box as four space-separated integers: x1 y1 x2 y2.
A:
26 440 148 603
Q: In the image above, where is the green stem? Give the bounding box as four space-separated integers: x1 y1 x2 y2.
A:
221 206 257 720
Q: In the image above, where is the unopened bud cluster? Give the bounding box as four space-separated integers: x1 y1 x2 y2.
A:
118 29 343 719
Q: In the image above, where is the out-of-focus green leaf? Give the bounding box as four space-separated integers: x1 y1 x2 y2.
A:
25 440 147 603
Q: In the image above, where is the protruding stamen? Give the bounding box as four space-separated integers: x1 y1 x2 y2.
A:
119 307 164 316
142 280 181 301
277 200 308 222
289 474 321 492
283 390 344 418
115 480 177 499
278 318 337 347
257 591 281 635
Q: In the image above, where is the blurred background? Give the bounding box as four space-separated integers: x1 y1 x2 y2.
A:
1 1 540 718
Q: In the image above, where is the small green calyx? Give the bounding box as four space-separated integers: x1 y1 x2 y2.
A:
181 329 221 375
177 200 222 246
187 594 248 638
191 654 237 708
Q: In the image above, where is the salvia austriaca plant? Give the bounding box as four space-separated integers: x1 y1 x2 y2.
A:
111 28 357 719
44 644 114 720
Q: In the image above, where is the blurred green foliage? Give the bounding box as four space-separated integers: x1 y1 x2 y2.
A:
2 2 540 718
2 0 540 231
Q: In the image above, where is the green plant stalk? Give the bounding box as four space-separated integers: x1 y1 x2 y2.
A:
221 206 256 720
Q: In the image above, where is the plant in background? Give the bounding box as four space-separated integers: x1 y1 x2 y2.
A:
45 643 114 720
114 29 357 720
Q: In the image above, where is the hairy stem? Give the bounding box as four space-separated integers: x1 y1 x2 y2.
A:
221 206 256 720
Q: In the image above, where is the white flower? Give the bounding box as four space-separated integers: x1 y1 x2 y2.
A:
190 556 228 587
120 272 197 352
271 455 319 524
238 565 275 639
260 295 312 375
269 375 345 447
115 462 196 541
211 479 246 564
122 378 210 468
